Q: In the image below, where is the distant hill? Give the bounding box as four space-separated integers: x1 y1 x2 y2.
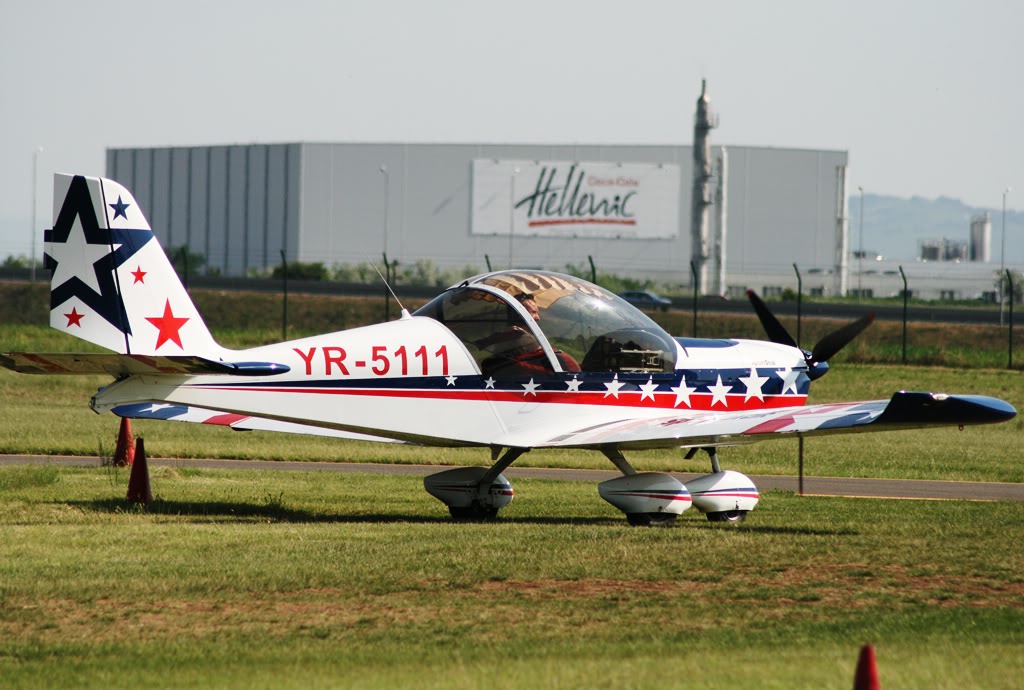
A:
849 194 1023 263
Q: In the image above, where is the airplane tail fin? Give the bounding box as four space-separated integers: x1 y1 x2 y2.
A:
44 174 220 357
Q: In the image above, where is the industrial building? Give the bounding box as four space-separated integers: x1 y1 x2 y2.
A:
105 140 851 297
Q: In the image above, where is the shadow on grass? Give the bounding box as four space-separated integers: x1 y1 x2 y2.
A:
61 499 618 525
63 498 445 524
689 523 859 536
60 499 859 533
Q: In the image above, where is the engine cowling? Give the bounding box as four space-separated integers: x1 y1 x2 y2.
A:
423 467 514 510
598 472 692 518
685 470 759 519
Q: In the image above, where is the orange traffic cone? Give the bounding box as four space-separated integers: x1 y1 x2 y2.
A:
126 437 152 506
853 643 881 690
113 417 136 467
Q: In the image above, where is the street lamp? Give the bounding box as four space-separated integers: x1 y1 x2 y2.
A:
379 165 390 259
30 146 43 282
857 185 864 301
508 166 519 268
379 164 391 321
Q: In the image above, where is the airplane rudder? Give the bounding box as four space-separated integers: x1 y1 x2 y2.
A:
44 174 218 356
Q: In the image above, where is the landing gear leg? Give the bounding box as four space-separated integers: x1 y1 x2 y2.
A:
684 446 721 473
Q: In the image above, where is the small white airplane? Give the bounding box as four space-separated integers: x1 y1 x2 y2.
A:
2 174 1016 525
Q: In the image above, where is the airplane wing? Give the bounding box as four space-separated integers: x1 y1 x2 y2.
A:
0 353 289 377
110 402 405 444
538 391 1017 450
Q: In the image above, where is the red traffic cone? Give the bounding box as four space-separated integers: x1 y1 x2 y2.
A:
853 643 881 690
113 417 136 467
126 437 152 506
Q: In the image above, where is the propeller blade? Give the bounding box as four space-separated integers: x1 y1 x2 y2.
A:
745 290 798 349
809 312 875 364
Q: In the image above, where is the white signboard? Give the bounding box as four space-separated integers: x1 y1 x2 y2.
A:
471 159 680 239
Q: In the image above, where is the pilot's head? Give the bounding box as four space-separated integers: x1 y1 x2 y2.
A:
516 292 540 321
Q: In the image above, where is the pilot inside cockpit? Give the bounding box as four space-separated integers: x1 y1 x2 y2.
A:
413 271 676 377
476 292 580 376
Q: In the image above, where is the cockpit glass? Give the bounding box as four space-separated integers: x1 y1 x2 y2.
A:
416 271 677 374
413 287 550 376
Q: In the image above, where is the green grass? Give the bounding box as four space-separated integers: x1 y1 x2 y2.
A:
0 466 1021 688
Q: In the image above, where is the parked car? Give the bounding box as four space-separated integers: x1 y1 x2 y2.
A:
618 290 672 312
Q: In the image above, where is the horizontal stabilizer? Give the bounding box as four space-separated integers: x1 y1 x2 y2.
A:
0 352 289 377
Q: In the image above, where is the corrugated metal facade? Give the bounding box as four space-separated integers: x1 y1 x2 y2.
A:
107 142 848 291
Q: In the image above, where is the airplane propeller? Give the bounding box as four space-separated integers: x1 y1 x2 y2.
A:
746 290 874 380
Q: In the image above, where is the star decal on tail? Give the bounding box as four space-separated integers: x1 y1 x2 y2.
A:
64 307 84 328
145 299 189 350
109 196 130 220
44 176 154 335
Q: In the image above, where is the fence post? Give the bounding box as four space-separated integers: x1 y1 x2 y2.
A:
179 247 190 289
899 265 908 364
280 249 288 341
1008 269 1014 369
793 263 804 496
588 255 597 284
484 254 492 272
798 437 804 496
689 260 698 338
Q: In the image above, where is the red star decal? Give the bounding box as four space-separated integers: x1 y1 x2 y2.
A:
145 299 189 350
64 307 84 328
131 266 147 284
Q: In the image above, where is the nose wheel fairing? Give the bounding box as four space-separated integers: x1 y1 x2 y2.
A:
423 447 525 520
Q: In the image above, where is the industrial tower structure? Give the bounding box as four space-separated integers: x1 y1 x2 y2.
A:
690 80 716 294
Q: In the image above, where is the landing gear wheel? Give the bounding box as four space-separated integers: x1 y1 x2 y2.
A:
625 512 677 528
449 505 499 521
706 510 748 523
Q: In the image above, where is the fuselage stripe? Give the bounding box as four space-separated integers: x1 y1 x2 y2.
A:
186 384 806 412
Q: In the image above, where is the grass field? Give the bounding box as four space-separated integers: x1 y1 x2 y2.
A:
0 466 1022 688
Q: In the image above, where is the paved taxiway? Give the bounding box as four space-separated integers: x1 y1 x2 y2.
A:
2 454 1022 502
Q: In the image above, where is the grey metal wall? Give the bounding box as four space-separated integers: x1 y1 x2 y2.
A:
107 142 847 288
107 144 302 275
723 146 847 273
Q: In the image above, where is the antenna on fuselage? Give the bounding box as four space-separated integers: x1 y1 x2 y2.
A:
370 258 410 320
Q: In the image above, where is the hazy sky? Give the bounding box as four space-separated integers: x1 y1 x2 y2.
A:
1 0 1020 258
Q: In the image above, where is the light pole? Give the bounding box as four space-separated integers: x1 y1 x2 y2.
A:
1002 186 1012 323
379 165 390 259
508 166 519 268
30 146 43 282
379 164 391 321
857 185 864 301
